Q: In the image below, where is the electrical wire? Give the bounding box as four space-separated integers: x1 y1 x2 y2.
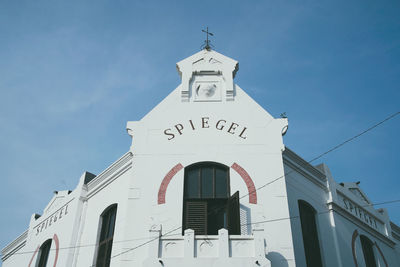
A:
5 198 400 258
2 111 399 262
240 110 400 201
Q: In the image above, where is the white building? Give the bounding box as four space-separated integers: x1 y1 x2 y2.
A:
2 49 400 267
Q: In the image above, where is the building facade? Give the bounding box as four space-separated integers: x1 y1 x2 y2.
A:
2 49 400 267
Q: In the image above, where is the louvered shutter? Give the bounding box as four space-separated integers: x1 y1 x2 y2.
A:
227 191 240 235
185 201 207 235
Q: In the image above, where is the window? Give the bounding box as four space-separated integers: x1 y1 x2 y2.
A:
360 235 377 267
36 239 52 267
182 162 240 235
95 204 117 267
298 200 323 267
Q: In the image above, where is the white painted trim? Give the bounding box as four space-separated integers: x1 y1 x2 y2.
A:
328 202 396 247
1 230 28 261
86 152 133 198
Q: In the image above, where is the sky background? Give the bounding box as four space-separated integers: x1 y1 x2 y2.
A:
0 0 399 257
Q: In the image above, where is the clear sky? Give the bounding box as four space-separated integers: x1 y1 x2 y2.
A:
0 0 399 253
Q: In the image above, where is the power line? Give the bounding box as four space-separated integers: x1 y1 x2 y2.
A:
5 198 400 259
308 111 400 163
3 111 399 262
111 110 400 261
240 110 400 201
242 199 400 227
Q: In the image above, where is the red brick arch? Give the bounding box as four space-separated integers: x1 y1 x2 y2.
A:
28 234 59 267
157 163 184 204
231 163 257 204
157 162 257 204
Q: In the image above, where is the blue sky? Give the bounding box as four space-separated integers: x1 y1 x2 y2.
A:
0 0 399 252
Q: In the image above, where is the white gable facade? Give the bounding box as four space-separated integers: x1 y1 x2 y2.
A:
2 50 400 267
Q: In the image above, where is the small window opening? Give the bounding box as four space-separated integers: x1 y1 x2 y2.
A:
298 200 323 267
360 235 377 267
95 204 117 267
36 239 52 267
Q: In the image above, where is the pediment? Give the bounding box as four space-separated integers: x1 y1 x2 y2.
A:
43 190 70 214
341 182 371 205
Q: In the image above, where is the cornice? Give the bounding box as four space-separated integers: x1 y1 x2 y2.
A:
390 221 400 234
283 147 326 181
390 222 400 242
86 152 133 199
1 230 27 261
283 148 327 191
328 202 396 247
336 188 384 220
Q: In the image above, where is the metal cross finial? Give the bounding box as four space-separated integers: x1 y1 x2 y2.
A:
201 27 214 51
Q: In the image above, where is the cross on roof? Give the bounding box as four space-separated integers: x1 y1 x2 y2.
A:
201 27 214 51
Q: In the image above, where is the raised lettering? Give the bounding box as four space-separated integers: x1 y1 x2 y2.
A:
239 127 247 139
216 120 226 130
164 128 175 140
343 198 349 209
175 124 184 135
202 117 210 128
189 120 195 130
227 122 239 134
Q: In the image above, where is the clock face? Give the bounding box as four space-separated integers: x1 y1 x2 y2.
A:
196 83 217 98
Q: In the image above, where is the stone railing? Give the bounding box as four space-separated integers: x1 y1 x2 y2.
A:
143 226 270 267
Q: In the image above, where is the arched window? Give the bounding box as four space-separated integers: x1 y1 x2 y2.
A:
182 162 240 235
360 235 377 267
95 204 117 267
298 200 323 267
36 239 52 267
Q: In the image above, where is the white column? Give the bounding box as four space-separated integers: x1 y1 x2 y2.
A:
218 228 229 258
184 229 195 258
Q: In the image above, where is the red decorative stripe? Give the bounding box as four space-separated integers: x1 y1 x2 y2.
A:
158 163 184 204
351 230 359 267
374 241 388 267
27 246 40 267
231 163 257 204
53 234 59 267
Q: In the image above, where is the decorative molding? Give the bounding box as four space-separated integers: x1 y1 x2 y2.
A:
283 157 328 191
328 202 395 247
283 147 327 182
1 230 28 261
231 163 257 204
390 221 400 236
176 50 238 102
336 192 384 228
157 163 184 204
86 152 133 199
